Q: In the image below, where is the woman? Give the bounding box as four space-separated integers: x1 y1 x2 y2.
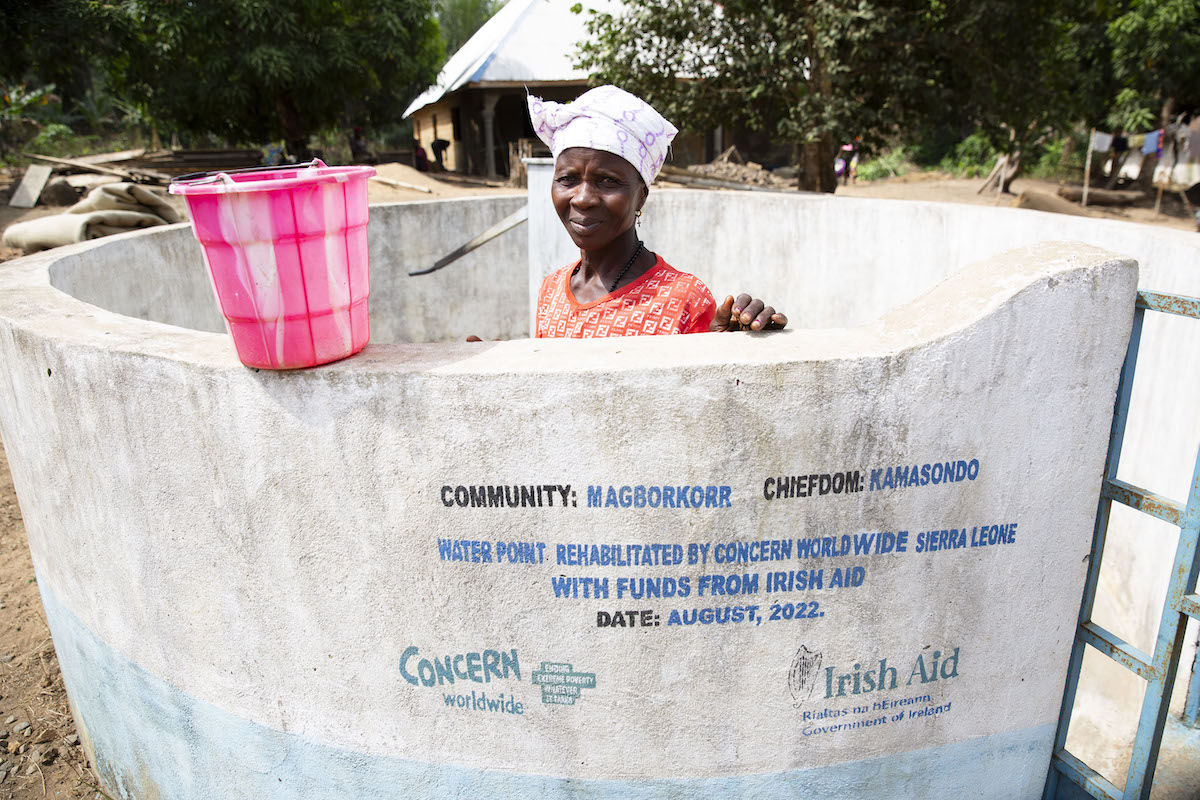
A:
529 86 787 337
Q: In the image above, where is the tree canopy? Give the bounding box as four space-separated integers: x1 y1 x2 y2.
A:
578 0 1196 191
917 0 1106 190
2 0 1194 185
1108 0 1200 128
578 0 939 191
0 0 101 113
435 0 503 59
105 0 444 157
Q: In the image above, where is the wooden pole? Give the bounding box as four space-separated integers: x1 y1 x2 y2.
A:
1178 189 1194 220
1153 138 1169 216
23 152 132 178
977 156 1005 195
1082 129 1094 207
21 152 170 184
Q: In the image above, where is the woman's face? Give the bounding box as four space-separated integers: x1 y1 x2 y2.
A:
551 147 647 250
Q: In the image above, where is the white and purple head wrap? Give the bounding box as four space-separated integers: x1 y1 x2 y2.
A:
528 85 678 187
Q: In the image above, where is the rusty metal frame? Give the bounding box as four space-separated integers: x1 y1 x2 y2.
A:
1044 291 1200 800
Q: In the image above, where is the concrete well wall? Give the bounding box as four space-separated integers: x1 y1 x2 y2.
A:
48 194 530 344
522 166 1200 784
525 166 1200 781
0 197 1141 799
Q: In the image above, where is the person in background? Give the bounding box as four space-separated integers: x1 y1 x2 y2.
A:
840 138 860 185
431 138 450 171
526 85 787 337
349 126 371 163
262 142 285 167
413 140 429 172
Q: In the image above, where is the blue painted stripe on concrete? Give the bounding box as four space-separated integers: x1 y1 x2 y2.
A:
43 584 1054 799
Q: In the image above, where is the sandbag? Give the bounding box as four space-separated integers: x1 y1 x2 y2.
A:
68 182 184 223
2 182 185 254
2 210 168 253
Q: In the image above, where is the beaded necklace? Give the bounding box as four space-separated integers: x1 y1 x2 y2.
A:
574 241 644 294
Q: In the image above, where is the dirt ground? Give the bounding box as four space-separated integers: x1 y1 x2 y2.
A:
0 165 1195 799
833 171 1198 232
0 437 104 800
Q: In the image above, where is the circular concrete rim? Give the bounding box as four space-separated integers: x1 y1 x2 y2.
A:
0 203 1141 379
0 199 1156 798
0 222 814 376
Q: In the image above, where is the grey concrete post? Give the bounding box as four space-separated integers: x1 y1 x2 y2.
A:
525 157 579 337
481 92 500 177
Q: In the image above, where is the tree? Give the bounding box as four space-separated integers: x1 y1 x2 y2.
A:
1109 0 1200 125
1099 1 1195 185
924 0 1106 193
106 0 444 158
0 0 99 114
577 0 936 192
578 0 1122 194
1107 0 1200 185
956 0 1200 193
436 0 503 59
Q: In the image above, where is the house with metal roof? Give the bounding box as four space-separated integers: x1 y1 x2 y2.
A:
403 0 615 178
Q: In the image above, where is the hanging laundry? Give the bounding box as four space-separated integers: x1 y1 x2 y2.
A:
1187 118 1200 163
1129 134 1146 150
1141 130 1160 155
1091 130 1113 152
1112 136 1129 153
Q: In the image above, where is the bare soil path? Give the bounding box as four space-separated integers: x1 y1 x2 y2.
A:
0 437 103 799
835 173 1196 232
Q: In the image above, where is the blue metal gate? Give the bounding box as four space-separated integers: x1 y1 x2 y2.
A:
1044 291 1200 800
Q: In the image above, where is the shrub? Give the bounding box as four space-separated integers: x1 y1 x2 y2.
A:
938 132 999 178
1027 130 1088 181
857 146 917 182
1 83 58 161
27 122 74 151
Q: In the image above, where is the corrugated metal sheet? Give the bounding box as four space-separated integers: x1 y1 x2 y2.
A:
405 0 615 117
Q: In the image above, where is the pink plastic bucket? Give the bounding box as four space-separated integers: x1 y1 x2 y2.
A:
170 159 376 369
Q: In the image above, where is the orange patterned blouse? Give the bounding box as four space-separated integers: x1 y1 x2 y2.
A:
535 256 716 338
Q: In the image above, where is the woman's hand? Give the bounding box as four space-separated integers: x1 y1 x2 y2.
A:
711 294 788 332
